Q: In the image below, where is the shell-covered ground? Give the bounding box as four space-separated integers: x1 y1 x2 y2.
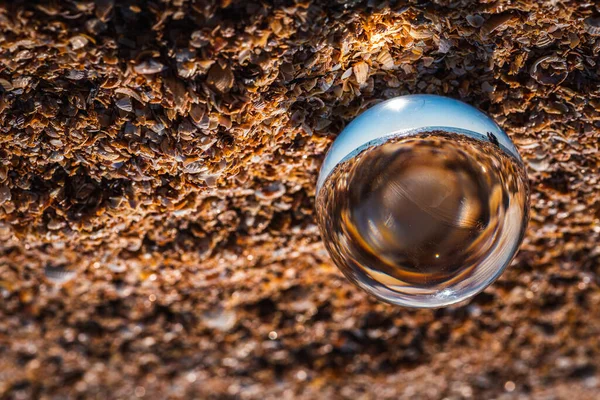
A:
1 0 599 399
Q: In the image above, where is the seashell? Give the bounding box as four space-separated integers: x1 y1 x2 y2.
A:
0 78 13 91
178 120 196 138
529 158 550 172
66 70 86 80
398 47 423 63
183 161 208 174
44 265 77 285
97 146 120 161
253 99 266 110
584 16 600 36
509 52 528 75
0 222 11 241
134 59 166 75
115 96 132 112
36 4 60 16
353 61 369 86
177 61 197 79
15 50 32 62
196 60 216 72
95 0 114 22
481 13 515 36
319 75 335 92
437 38 453 54
290 110 306 125
12 76 31 89
69 35 89 50
542 101 569 115
409 28 433 40
218 115 232 129
535 34 555 48
47 218 66 230
302 78 317 92
377 50 395 70
0 185 11 206
518 141 541 150
481 81 495 93
148 120 165 134
190 104 206 123
49 152 64 162
304 55 319 69
137 144 155 158
466 14 485 28
422 56 434 67
207 63 235 94
255 182 286 201
568 32 580 49
108 262 127 273
115 87 142 103
529 55 568 86
315 118 332 131
202 307 237 331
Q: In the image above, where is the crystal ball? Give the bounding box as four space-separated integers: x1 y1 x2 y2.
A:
315 95 530 308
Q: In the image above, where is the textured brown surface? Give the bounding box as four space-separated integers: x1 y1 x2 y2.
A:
1 0 600 399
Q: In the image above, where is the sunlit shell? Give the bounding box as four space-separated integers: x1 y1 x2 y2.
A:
409 28 433 39
340 68 353 80
116 96 133 112
47 218 66 230
207 63 235 93
190 104 206 123
177 61 197 78
0 78 12 91
44 265 77 285
134 59 166 75
377 50 395 70
353 61 369 86
66 70 86 80
584 17 600 36
202 307 237 331
69 35 89 50
114 88 141 104
529 55 568 85
535 34 554 48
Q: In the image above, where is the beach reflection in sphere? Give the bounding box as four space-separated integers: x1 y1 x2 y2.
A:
315 95 529 308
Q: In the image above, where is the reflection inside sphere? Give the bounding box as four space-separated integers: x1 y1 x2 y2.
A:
316 95 529 308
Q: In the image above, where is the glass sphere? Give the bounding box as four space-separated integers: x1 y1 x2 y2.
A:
316 95 530 308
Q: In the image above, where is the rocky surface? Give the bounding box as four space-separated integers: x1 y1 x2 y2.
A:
0 0 599 399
